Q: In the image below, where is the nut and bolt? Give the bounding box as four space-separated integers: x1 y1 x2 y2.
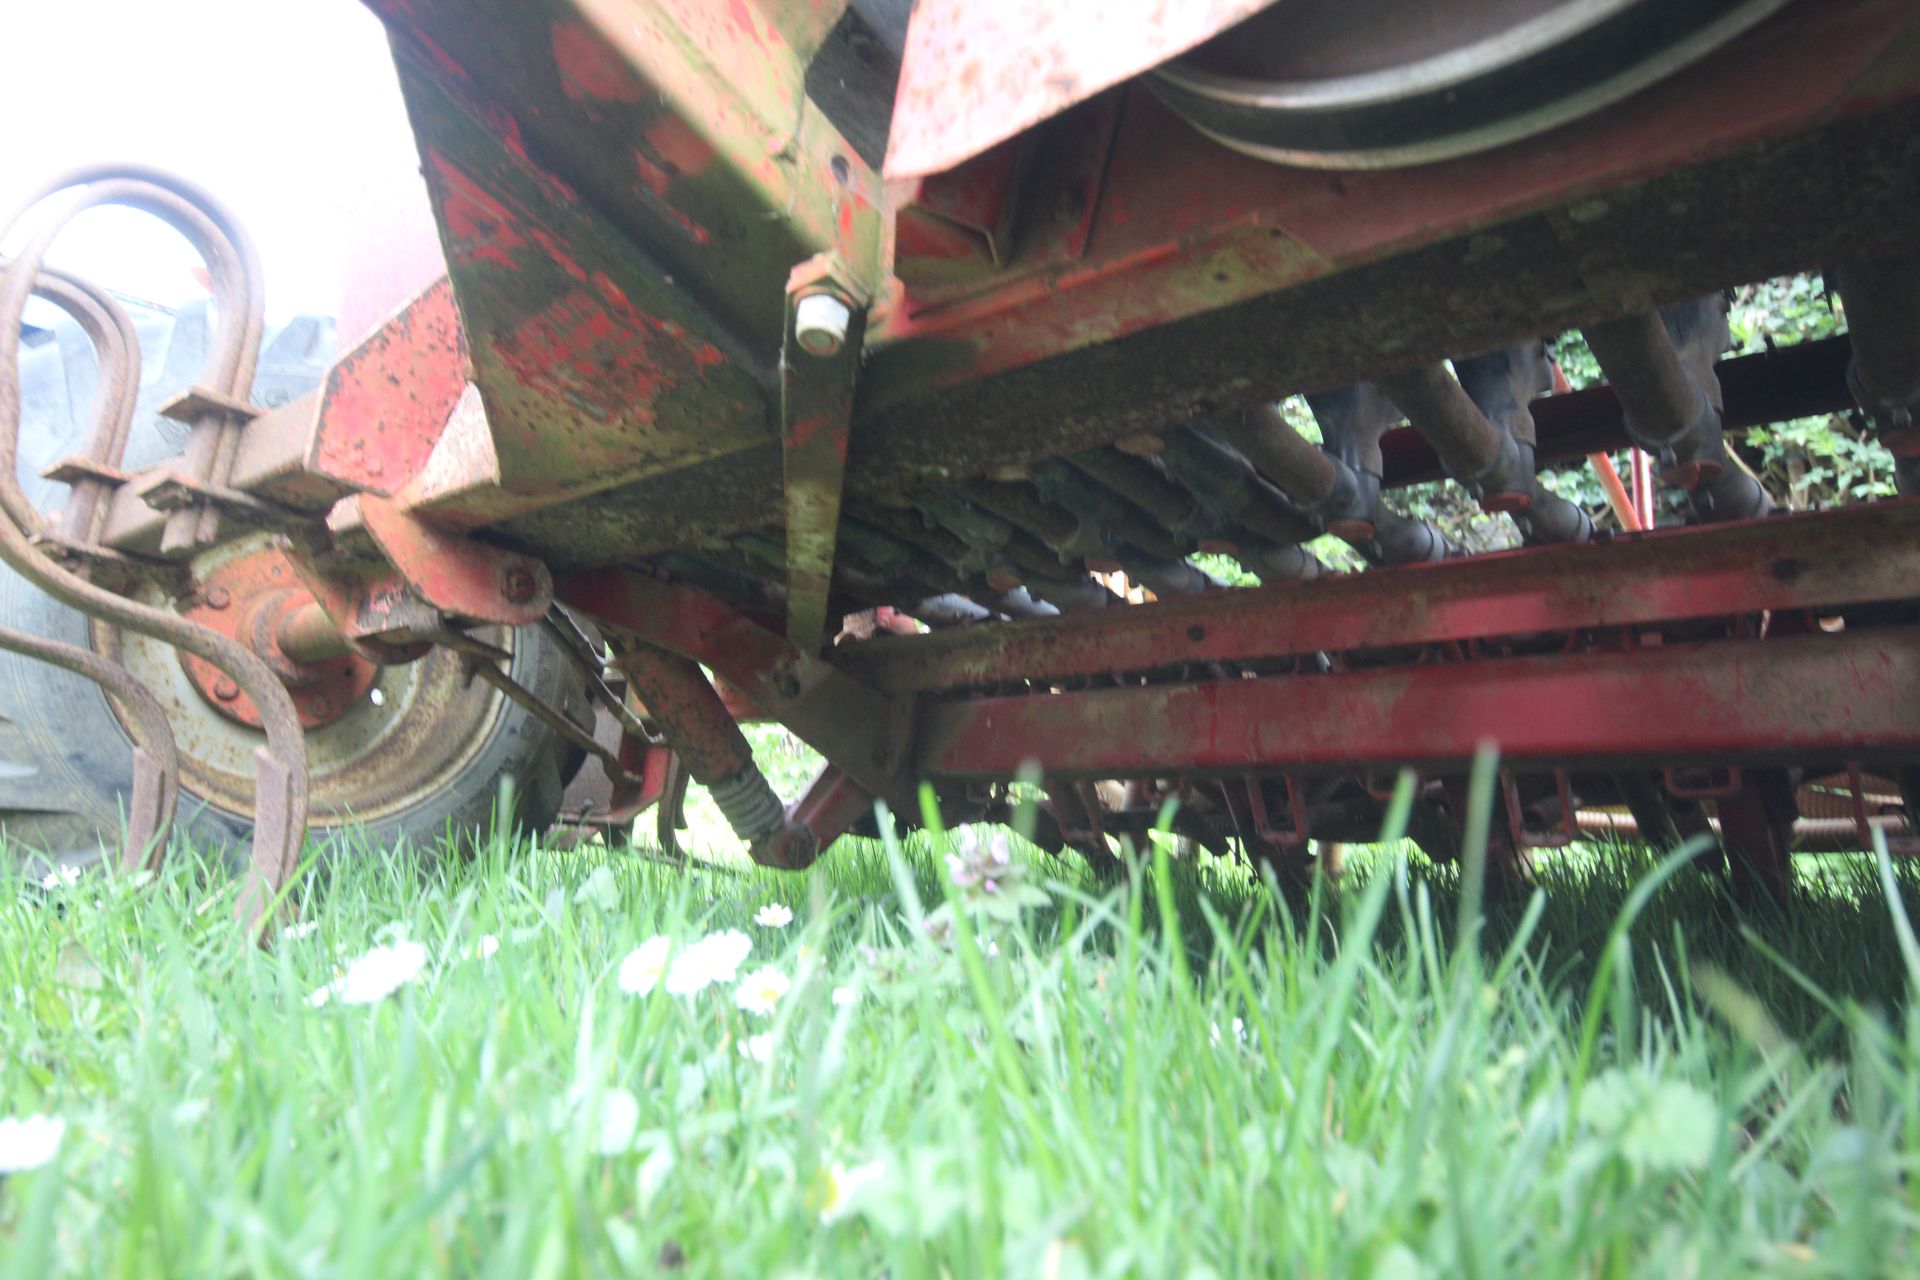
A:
202 585 231 610
213 677 240 701
794 292 852 358
501 565 539 604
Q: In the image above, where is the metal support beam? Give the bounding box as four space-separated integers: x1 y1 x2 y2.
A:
917 629 1920 780
781 255 867 652
835 501 1920 695
557 567 917 814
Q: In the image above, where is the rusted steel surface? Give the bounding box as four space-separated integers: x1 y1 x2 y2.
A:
835 501 1920 695
884 0 1276 179
559 567 916 810
307 277 468 498
351 0 886 536
916 628 1920 780
368 0 882 340
358 496 552 625
780 256 867 652
497 102 1918 563
612 646 754 783
789 763 874 849
179 547 378 730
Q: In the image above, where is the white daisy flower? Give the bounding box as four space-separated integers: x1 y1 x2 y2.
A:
328 939 429 1005
665 929 752 996
282 921 319 941
0 1114 66 1173
733 965 791 1017
831 985 859 1008
819 1157 886 1223
739 1032 774 1064
753 902 794 929
37 865 81 891
618 936 672 995
1209 1017 1248 1047
588 1087 640 1156
474 934 500 960
306 986 332 1009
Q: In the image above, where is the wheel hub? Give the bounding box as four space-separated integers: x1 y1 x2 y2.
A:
178 547 378 729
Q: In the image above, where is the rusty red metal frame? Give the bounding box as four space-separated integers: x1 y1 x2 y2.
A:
834 500 1920 695
347 0 1920 566
913 628 1920 781
557 567 918 814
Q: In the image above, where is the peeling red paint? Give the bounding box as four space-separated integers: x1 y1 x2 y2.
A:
590 271 629 310
631 152 714 245
632 149 673 199
528 227 588 283
642 116 717 178
551 19 644 102
429 152 526 271
488 283 722 430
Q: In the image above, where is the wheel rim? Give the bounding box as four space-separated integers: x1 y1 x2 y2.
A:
101 536 514 829
1153 0 1795 169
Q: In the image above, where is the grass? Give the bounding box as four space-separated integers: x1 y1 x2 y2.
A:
5 770 1920 1277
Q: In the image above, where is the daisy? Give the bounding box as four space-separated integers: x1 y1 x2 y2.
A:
474 934 500 960
665 929 752 996
618 936 672 995
739 1032 774 1064
753 902 794 929
733 965 791 1017
0 1115 66 1173
818 1157 886 1223
588 1087 640 1156
282 921 319 941
831 985 859 1008
37 865 81 891
328 939 428 1005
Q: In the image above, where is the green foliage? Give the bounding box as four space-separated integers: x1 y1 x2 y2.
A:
6 800 1920 1274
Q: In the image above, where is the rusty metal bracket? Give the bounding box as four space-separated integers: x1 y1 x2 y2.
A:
780 254 868 654
1501 768 1578 849
429 625 633 783
1246 773 1313 848
1664 764 1742 800
558 567 917 816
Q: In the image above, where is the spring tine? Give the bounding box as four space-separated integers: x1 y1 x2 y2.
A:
237 746 299 940
0 621 180 871
1 174 310 940
124 747 166 873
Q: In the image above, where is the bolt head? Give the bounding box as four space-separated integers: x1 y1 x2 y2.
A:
203 585 231 609
213 677 240 701
501 566 539 604
794 293 852 357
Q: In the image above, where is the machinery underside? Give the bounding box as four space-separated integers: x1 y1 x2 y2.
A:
6 0 1920 932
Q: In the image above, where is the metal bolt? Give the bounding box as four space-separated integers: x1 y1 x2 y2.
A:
203 585 231 610
502 566 538 604
794 293 852 357
213 677 240 701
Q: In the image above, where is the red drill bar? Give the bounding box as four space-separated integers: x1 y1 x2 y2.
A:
836 501 1920 696
916 629 1920 780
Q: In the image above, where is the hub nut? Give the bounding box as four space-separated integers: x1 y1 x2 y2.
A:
794 292 852 357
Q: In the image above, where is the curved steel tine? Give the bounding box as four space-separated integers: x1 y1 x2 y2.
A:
1 171 308 942
0 621 179 870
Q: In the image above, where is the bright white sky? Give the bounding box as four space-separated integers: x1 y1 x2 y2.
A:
3 0 434 328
